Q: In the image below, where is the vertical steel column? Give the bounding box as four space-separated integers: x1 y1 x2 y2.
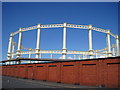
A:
105 51 107 57
112 44 115 56
89 30 92 50
83 54 87 59
17 28 23 58
116 35 119 56
62 22 67 59
96 53 98 58
28 53 31 58
11 42 15 59
39 53 42 58
112 47 115 56
28 49 32 58
106 30 111 57
78 55 81 60
38 54 42 63
36 24 41 59
88 25 93 59
74 55 76 59
50 54 53 59
28 50 31 63
7 33 13 60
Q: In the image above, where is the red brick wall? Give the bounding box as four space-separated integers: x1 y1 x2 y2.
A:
26 64 35 79
47 62 61 82
1 66 4 75
34 63 47 81
103 58 119 88
7 66 11 76
98 59 106 87
10 65 14 77
18 65 27 78
79 60 98 86
61 61 79 84
14 65 19 77
4 66 7 76
2 57 120 88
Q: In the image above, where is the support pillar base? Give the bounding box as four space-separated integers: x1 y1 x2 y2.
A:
16 50 21 58
35 49 40 59
62 54 66 59
107 52 112 57
62 48 67 59
88 50 94 59
7 53 12 60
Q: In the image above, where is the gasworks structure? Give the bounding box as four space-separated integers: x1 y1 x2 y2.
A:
7 23 120 61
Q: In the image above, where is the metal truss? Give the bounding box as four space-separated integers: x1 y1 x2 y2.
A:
7 23 119 60
12 23 117 38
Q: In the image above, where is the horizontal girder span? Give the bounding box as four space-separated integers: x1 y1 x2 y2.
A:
91 27 107 33
12 31 19 36
12 50 107 55
13 24 107 33
11 24 116 39
110 33 116 38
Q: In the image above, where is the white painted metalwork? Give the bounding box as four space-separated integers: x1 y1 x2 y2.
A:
106 30 112 57
39 53 42 58
17 28 23 51
88 25 93 59
92 27 106 33
116 35 119 56
11 41 16 58
50 54 53 59
28 49 32 58
13 49 108 56
36 24 41 59
21 46 34 51
22 25 38 32
78 55 81 60
7 33 13 59
112 44 115 56
16 28 23 58
110 32 116 38
73 55 76 59
62 23 67 59
12 31 19 36
7 23 119 60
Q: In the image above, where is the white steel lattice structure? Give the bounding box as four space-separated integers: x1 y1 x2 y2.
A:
7 23 120 61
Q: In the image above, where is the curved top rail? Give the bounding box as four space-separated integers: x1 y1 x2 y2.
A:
22 25 38 32
91 27 107 33
12 31 19 36
11 23 116 39
110 32 117 38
